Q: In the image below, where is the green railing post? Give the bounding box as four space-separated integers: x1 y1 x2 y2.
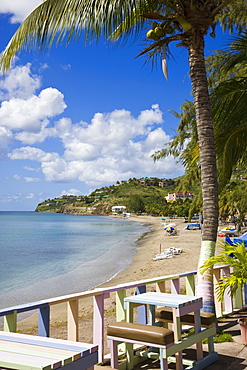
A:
116 289 127 354
235 286 243 309
4 310 17 332
185 274 195 296
116 289 126 322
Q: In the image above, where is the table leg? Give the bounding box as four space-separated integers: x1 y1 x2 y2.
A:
172 308 183 370
126 302 134 370
194 309 203 361
149 304 156 325
126 302 134 323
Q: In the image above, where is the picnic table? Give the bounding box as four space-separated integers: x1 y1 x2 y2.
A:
0 331 98 370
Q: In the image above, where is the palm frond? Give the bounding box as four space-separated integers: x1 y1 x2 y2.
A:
211 77 247 188
0 0 157 71
200 240 247 301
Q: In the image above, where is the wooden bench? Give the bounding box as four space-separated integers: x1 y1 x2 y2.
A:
0 331 98 370
156 307 216 328
107 322 175 370
107 321 217 370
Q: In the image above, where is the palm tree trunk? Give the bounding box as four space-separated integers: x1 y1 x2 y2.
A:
188 33 219 313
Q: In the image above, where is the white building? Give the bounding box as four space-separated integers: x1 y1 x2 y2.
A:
112 206 126 213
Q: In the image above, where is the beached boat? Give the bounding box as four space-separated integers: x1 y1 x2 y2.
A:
219 227 237 236
153 247 183 260
184 223 201 230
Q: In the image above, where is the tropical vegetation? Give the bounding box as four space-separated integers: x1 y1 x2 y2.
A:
35 176 201 217
157 31 247 194
200 241 247 302
1 0 247 313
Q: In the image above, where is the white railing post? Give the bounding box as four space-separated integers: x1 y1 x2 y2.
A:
67 299 79 341
213 267 222 317
222 267 233 314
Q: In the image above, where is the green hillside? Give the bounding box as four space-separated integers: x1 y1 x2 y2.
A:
35 177 200 217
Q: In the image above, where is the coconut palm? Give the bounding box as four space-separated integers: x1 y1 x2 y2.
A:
1 0 246 312
156 31 247 194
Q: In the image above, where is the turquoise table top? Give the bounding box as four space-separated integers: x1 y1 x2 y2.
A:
124 292 202 309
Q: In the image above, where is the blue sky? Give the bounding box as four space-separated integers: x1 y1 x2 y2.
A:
0 2 227 211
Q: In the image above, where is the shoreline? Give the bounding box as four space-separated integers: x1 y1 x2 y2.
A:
17 215 202 335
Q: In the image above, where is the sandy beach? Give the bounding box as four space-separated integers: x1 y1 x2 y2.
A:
16 215 203 342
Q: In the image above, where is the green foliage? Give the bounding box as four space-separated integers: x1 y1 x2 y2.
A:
127 194 145 213
35 176 201 217
153 32 247 194
185 328 233 343
200 241 247 302
219 180 247 231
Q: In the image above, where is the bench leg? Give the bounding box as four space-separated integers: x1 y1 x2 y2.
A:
108 339 134 370
109 339 119 369
208 335 215 354
126 342 134 370
159 349 169 370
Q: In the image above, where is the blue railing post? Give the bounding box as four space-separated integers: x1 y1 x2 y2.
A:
38 304 50 337
136 285 147 324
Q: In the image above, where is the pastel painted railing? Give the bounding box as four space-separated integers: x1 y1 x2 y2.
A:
0 267 246 364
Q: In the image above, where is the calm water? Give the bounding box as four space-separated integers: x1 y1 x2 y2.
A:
0 212 149 309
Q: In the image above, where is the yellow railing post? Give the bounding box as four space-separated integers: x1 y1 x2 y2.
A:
116 289 126 322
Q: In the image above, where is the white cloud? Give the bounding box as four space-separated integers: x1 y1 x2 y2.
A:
0 1 42 23
23 166 39 172
26 193 36 199
0 64 41 100
0 64 66 153
8 105 184 186
61 64 71 71
24 177 40 183
15 120 57 144
0 64 184 191
0 87 66 132
0 125 13 159
9 147 60 162
60 189 82 196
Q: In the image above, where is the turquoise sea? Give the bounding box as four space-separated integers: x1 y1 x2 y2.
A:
0 212 149 310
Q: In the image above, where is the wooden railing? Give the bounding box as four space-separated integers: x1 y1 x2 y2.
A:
0 267 246 363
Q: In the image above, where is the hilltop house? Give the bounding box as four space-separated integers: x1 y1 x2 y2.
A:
140 177 175 187
165 191 197 202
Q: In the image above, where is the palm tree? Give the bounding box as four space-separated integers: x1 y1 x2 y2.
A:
1 0 246 312
210 34 247 190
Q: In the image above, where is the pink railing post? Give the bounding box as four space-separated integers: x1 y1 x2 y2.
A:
171 278 180 294
93 292 110 363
